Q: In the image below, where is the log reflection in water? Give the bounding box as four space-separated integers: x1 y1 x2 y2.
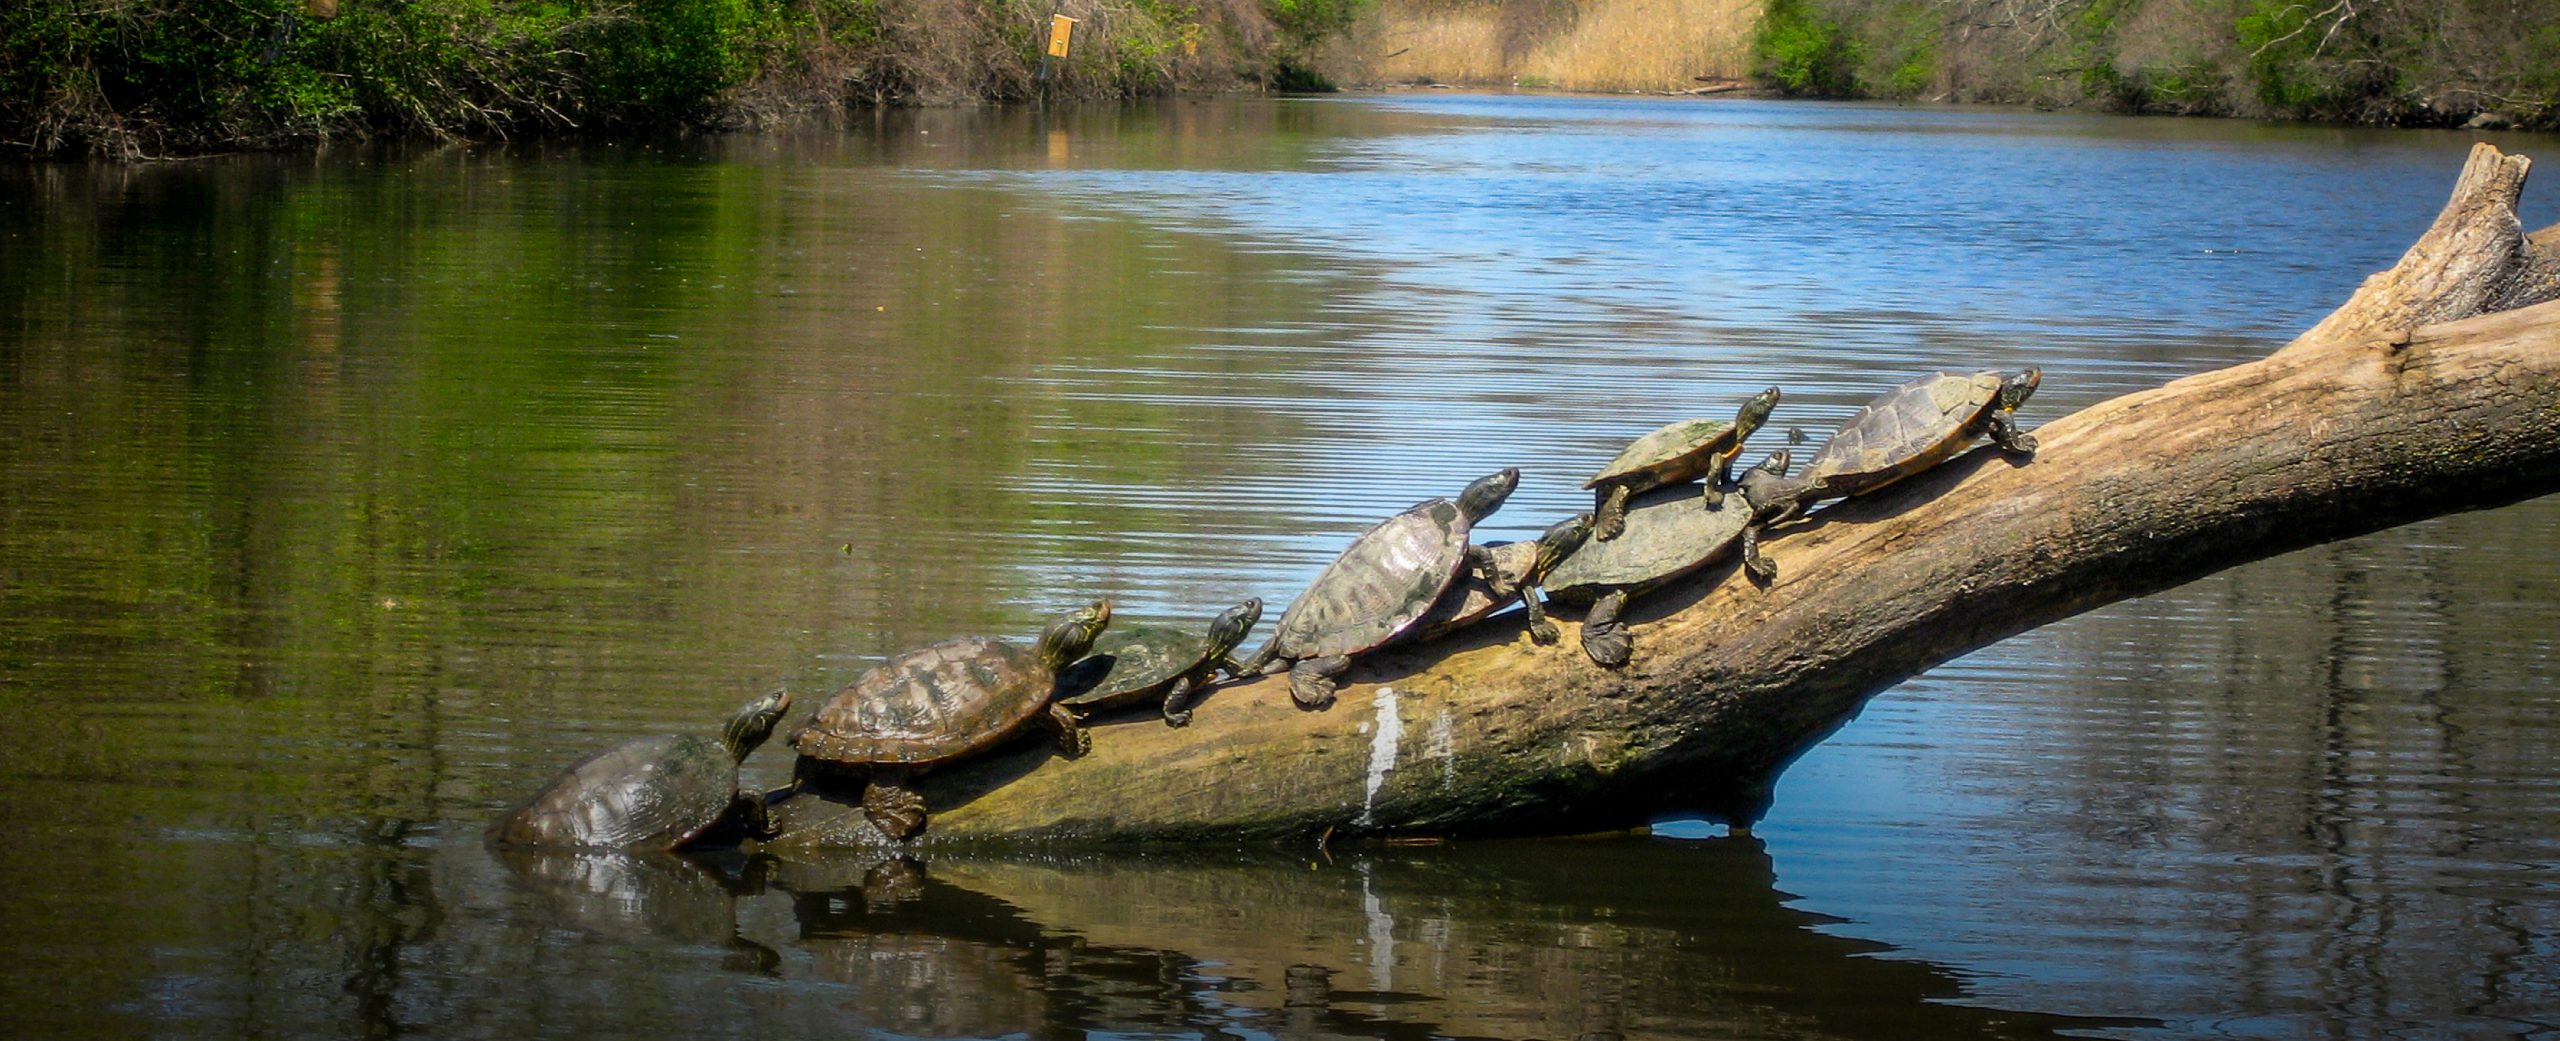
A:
764 839 2154 1039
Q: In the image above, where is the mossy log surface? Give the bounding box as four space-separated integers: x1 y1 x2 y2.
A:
767 143 2560 850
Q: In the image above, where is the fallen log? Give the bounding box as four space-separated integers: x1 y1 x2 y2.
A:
767 143 2560 850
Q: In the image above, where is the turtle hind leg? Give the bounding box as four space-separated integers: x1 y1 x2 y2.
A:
1290 657 1348 710
861 779 929 841
1580 590 1634 667
1593 484 1631 541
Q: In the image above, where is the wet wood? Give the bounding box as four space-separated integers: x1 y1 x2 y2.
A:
766 143 2560 850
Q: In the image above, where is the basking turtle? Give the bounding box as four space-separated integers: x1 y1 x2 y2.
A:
1411 513 1594 645
1241 468 1520 709
1055 597 1263 731
788 599 1111 840
1738 368 2040 582
1585 387 1781 541
1545 452 1790 667
486 688 794 852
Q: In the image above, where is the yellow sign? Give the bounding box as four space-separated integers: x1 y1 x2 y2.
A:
1047 15 1078 59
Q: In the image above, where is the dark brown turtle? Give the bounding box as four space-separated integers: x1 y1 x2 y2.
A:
485 688 794 852
1411 513 1594 645
1738 368 2040 582
1055 597 1262 731
1544 452 1789 667
1240 468 1519 709
787 599 1111 840
1585 388 1780 541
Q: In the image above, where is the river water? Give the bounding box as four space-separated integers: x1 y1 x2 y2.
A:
3 94 2556 1039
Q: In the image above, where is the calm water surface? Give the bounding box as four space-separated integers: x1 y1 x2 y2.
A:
3 94 2557 1039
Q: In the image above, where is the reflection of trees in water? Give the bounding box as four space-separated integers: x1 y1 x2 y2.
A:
766 839 2137 1040
1974 499 2560 1026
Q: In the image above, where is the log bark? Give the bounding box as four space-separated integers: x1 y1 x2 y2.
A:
767 143 2560 850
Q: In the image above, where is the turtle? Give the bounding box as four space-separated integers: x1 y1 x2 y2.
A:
1240 468 1520 710
1054 597 1263 731
1585 387 1781 541
787 599 1111 840
1544 451 1791 667
485 688 795 852
1737 368 2041 582
1410 512 1594 645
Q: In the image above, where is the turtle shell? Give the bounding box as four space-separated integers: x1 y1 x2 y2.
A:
1544 484 1753 600
793 637 1055 767
486 732 744 852
1056 624 1213 714
1266 497 1475 661
1411 538 1541 641
1802 371 2006 497
1585 417 1740 490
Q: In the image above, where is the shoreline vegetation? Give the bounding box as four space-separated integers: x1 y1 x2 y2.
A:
4 0 2555 160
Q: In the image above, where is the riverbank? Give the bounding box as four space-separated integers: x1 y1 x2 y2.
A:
0 0 1350 159
1343 0 2560 129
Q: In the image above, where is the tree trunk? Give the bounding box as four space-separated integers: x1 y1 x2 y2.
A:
767 143 2560 850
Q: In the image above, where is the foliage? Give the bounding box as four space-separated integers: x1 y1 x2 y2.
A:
1750 0 1858 97
0 0 1309 157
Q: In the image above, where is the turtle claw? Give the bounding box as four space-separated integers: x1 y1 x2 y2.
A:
1289 659 1342 710
1581 625 1633 668
861 784 929 841
1744 554 1778 584
1527 618 1561 646
1163 706 1194 727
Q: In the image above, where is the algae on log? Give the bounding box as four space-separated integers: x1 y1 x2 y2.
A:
766 143 2560 850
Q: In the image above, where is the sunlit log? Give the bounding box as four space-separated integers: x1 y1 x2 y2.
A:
767 143 2560 849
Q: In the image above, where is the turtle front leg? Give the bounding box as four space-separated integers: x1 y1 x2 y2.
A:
1161 675 1198 727
1289 656 1349 710
861 774 929 841
735 792 781 843
1519 584 1560 646
1050 702 1092 758
1593 484 1632 541
1580 590 1634 667
1988 409 2039 455
1741 520 1779 583
1464 544 1503 589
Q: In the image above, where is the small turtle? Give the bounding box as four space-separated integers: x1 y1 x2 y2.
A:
788 599 1111 840
1241 468 1520 710
1055 597 1263 730
1738 368 2040 582
1545 452 1790 667
1411 513 1594 645
486 688 794 852
1585 387 1781 541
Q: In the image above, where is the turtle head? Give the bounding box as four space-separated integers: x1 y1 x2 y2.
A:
722 688 795 762
1529 512 1595 580
1997 368 2042 411
1206 597 1265 657
1038 598 1113 672
1732 387 1782 442
1456 468 1521 523
1736 448 1801 516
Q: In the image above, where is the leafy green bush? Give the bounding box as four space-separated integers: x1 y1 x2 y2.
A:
1751 0 1859 97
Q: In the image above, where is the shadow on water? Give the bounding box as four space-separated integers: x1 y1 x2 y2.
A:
490 838 2156 1039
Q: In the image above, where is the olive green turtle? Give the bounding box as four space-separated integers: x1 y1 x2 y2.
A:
1737 368 2040 582
1585 387 1780 541
486 688 794 852
787 599 1111 840
1544 452 1790 667
1055 597 1262 730
1241 468 1520 710
1411 513 1594 645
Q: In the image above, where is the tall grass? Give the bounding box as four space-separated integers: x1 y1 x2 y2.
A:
1352 0 1756 92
